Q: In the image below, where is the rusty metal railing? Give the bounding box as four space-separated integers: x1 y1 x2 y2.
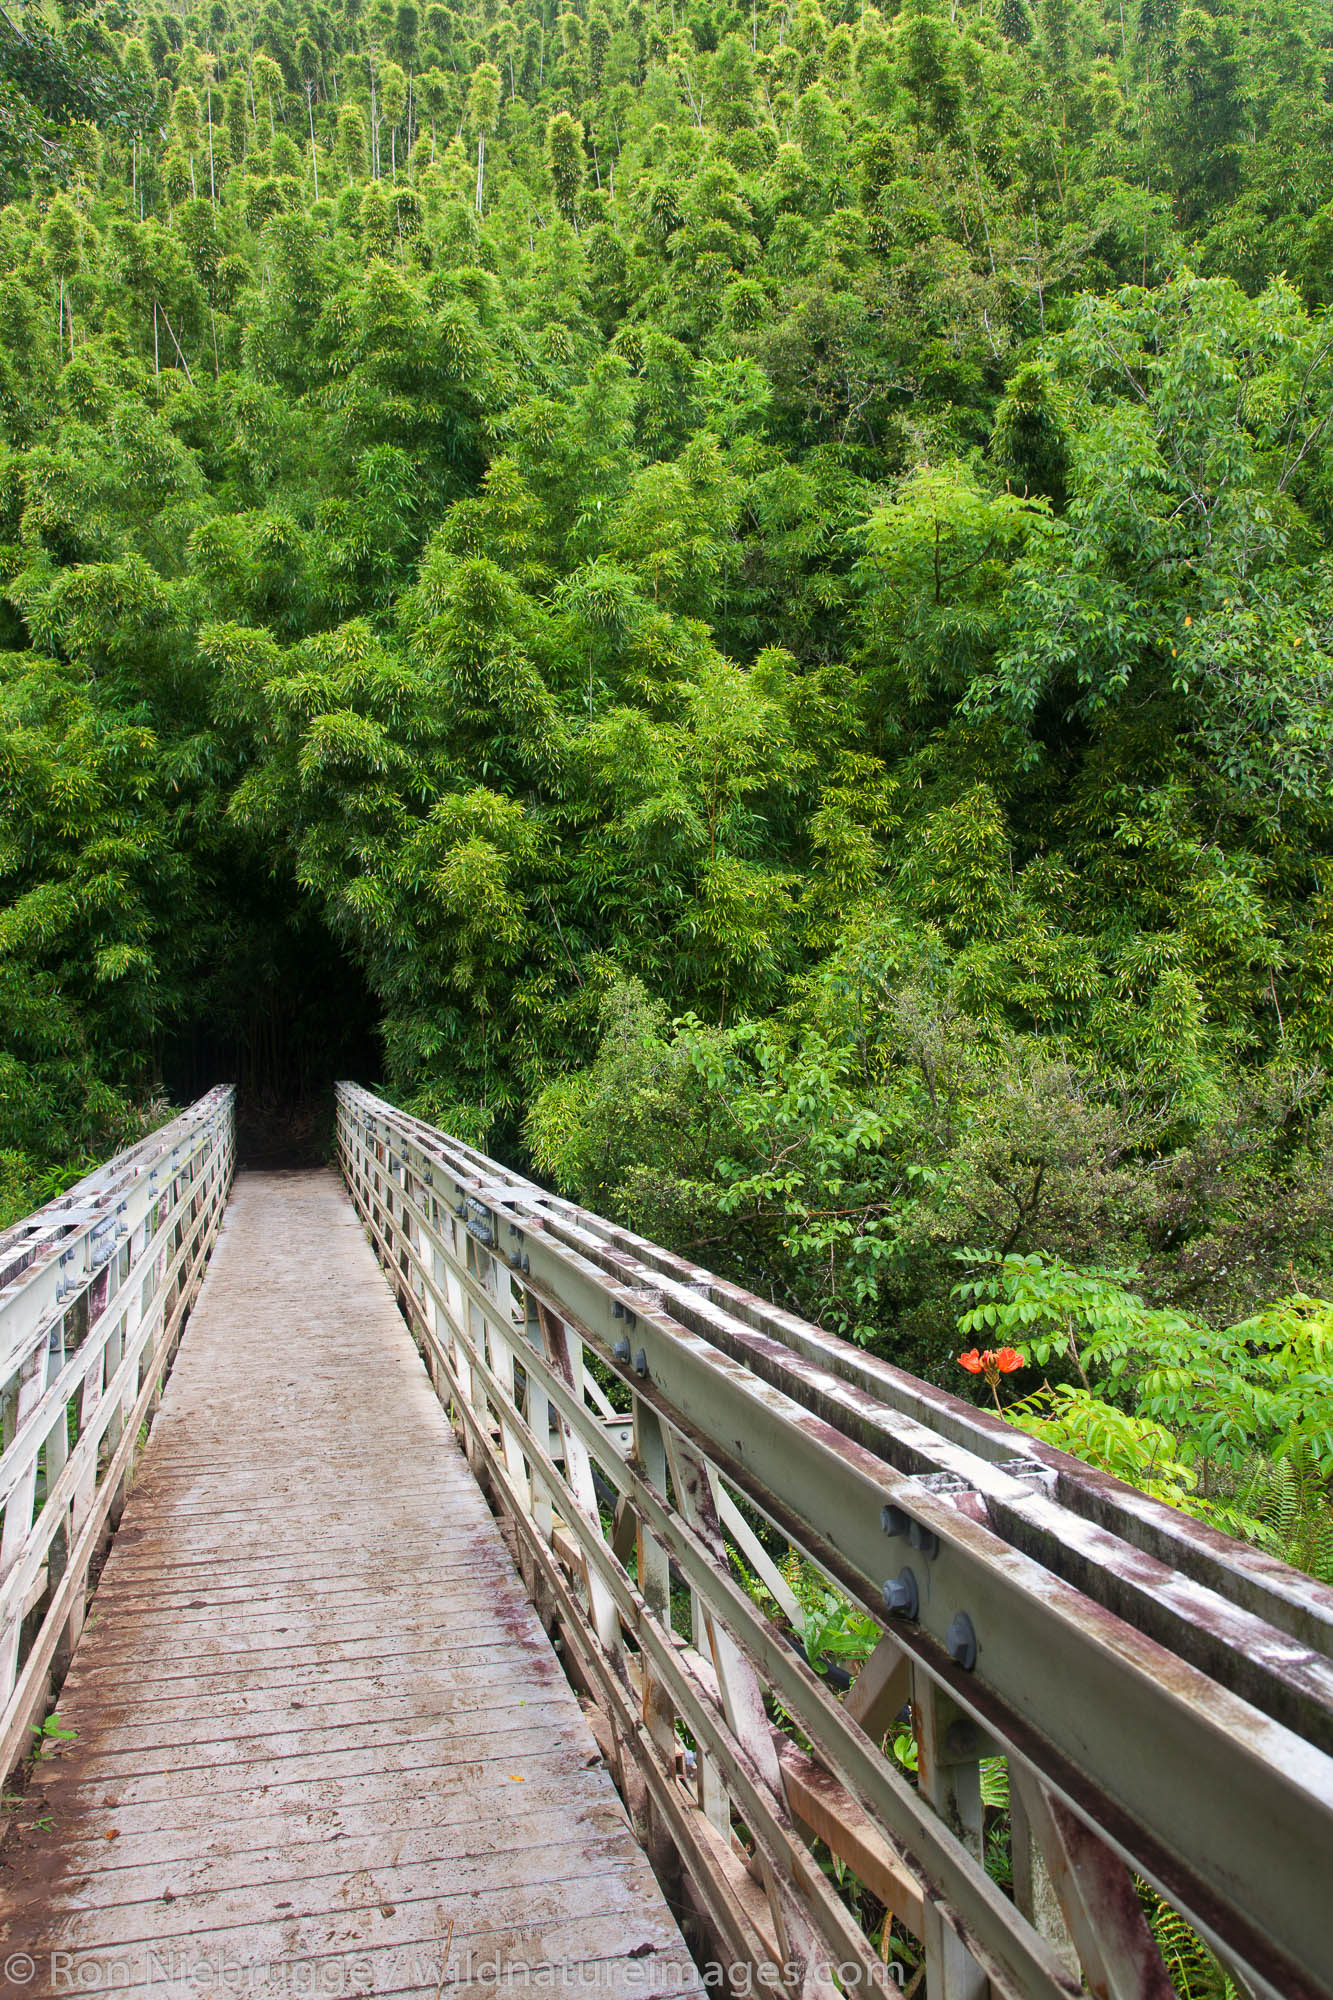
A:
0 1088 234 1777
338 1081 1333 2000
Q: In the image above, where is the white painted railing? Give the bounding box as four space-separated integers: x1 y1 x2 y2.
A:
0 1088 234 1774
338 1081 1333 2000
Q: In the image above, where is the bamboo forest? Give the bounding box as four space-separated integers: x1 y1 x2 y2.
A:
2 0 1333 1573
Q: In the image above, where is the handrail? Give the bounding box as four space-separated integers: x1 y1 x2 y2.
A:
338 1080 1333 2000
363 1113 1333 1658
0 1088 235 1777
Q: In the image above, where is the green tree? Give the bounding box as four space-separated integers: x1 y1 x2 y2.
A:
546 110 584 228
378 58 408 175
252 54 285 140
464 60 501 212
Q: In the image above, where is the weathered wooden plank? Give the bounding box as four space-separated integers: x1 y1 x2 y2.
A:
33 1703 587 1780
32 1734 602 1809
29 1798 637 1885
0 1172 703 2000
87 1552 516 1597
27 1831 675 1928
15 1766 618 1849
58 1617 566 1666
61 1628 560 1693
81 1590 532 1636
27 1909 695 1980
56 1645 564 1706
56 1660 569 1726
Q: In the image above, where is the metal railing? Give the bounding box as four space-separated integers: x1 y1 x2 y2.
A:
0 1088 234 1776
338 1081 1333 2000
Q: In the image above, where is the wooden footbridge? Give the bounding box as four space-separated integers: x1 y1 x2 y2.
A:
0 1089 1330 2000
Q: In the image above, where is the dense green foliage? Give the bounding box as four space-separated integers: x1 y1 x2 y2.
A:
3 0 1333 1431
957 1251 1333 1574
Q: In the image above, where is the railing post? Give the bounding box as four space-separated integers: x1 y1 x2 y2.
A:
462 1269 490 1486
482 1255 530 1513
662 1433 733 1837
40 1321 70 1592
62 1298 105 1662
536 1302 625 1668
1009 1768 1176 2000
517 1290 557 1629
0 1348 49 1703
911 1667 989 2000
1010 1773 1081 1980
631 1394 675 1761
663 1435 845 2000
443 1239 470 1413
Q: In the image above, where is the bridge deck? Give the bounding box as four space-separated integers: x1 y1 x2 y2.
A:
0 1172 701 2000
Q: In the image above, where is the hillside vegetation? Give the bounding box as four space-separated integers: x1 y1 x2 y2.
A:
3 0 1333 1535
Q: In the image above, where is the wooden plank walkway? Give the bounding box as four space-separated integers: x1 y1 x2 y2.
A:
0 1172 704 2000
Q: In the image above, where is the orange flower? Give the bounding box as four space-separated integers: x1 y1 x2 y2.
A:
958 1346 1025 1401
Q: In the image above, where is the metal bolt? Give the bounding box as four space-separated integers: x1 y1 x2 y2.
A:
946 1611 977 1672
907 1520 940 1560
612 1337 631 1365
633 1348 648 1379
881 1567 919 1620
882 1505 938 1557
